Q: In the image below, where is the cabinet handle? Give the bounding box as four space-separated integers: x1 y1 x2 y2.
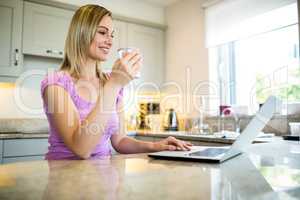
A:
14 49 19 66
46 49 63 55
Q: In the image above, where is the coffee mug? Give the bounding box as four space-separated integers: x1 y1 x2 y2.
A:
289 122 300 136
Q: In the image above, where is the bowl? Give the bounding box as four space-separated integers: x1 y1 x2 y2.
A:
289 122 300 136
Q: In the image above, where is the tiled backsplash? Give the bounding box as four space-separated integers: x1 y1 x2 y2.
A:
184 114 300 136
0 118 48 133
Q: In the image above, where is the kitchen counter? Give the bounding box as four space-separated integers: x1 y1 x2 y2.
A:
0 118 49 139
130 131 281 144
0 118 48 133
0 140 299 199
0 118 287 143
0 130 279 143
0 132 48 139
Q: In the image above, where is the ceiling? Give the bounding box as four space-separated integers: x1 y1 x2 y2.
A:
142 0 180 7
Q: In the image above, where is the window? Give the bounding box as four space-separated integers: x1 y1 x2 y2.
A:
235 24 299 106
207 2 299 114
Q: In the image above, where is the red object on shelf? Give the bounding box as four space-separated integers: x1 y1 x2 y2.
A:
219 105 231 116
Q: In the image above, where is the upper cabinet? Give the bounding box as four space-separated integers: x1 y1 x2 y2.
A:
102 21 165 88
127 23 165 87
22 2 74 59
0 0 165 84
0 0 23 77
102 20 127 72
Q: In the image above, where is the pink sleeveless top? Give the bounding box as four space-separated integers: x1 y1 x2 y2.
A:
41 71 123 160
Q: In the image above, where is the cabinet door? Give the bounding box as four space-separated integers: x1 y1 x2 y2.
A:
0 0 23 77
3 138 48 157
127 24 165 89
102 20 127 72
23 2 74 59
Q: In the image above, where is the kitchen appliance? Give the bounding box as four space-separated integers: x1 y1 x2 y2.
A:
136 102 160 130
163 108 179 131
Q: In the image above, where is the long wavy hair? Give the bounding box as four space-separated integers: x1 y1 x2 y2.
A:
60 4 112 83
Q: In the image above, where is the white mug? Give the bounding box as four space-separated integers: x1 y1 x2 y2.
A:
289 122 300 136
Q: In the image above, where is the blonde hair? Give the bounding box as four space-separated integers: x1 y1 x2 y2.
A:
60 4 112 83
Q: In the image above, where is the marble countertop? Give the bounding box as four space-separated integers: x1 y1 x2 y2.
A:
0 118 286 142
0 132 49 139
130 131 280 144
0 141 299 199
0 130 279 143
0 118 48 133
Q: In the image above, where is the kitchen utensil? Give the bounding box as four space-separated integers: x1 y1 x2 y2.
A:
163 108 178 131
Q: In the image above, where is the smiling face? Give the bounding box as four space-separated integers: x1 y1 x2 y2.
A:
88 14 114 61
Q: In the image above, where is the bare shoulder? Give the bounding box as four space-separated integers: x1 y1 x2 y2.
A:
43 84 68 101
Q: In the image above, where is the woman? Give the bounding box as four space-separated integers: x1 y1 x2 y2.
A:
41 4 192 160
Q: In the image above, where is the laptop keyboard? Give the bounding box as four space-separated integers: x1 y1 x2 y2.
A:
188 148 228 157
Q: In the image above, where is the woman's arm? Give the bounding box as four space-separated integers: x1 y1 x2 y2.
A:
110 100 192 154
44 81 122 159
44 50 142 159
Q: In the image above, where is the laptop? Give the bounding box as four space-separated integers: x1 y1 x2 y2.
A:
148 96 281 163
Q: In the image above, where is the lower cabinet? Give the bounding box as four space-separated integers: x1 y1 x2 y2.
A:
1 138 48 164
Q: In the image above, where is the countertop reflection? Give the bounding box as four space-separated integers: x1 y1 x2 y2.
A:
0 141 299 200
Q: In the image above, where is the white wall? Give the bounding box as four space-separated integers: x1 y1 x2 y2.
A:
0 56 61 119
55 0 166 25
164 0 209 117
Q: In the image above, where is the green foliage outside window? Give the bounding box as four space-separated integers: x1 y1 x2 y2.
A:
256 66 300 103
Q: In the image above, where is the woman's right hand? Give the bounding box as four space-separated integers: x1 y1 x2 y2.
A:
153 136 193 151
109 49 142 87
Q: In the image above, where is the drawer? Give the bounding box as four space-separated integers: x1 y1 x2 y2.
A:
3 138 48 157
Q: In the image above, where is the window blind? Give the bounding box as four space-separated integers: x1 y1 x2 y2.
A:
204 0 298 47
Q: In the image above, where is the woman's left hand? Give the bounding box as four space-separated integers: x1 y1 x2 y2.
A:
153 136 193 152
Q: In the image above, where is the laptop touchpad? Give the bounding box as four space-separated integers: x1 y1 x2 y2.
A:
189 148 228 157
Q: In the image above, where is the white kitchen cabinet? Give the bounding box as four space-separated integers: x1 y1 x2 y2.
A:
103 21 165 89
3 138 48 157
22 2 74 59
127 23 165 88
1 1 165 84
0 0 23 77
1 138 48 164
102 20 127 72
